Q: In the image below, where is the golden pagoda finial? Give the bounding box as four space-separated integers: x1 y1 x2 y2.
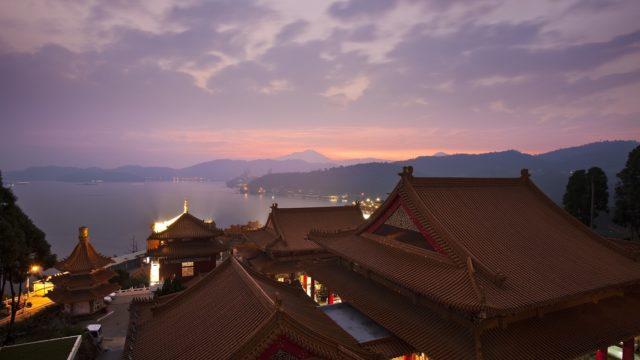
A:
183 199 189 213
79 226 89 243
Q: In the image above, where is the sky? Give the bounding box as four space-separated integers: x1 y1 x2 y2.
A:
0 0 639 169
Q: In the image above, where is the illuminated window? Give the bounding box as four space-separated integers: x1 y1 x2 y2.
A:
181 261 194 277
150 260 160 285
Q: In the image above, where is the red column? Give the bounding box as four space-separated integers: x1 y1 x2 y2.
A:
310 279 316 301
595 347 608 360
623 339 635 360
302 275 307 293
328 292 334 305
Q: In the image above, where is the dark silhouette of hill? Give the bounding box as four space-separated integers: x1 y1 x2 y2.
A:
247 141 638 203
5 140 637 204
5 158 334 182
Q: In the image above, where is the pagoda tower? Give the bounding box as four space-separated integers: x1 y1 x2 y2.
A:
48 226 119 316
146 200 224 285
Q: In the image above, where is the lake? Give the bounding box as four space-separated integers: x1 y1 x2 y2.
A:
10 181 337 258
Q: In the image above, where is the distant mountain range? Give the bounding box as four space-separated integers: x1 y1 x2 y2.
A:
3 150 385 183
3 159 331 183
4 141 638 205
276 149 388 165
246 141 639 203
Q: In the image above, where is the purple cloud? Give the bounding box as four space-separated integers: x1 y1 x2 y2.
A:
0 0 638 170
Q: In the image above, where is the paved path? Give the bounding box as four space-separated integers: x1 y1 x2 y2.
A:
92 293 143 360
0 294 53 326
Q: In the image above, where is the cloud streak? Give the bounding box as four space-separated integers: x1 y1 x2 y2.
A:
0 0 638 169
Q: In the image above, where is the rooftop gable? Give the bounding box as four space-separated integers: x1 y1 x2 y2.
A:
148 211 220 241
126 257 375 360
310 168 640 316
246 204 364 254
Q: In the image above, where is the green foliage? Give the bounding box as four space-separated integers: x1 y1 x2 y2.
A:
156 277 185 296
562 167 609 227
0 171 56 344
0 305 83 345
110 269 149 289
613 146 640 240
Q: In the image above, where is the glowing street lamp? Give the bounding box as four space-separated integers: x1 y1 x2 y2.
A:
26 265 41 299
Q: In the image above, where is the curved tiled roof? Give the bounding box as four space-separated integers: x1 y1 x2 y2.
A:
244 204 364 255
56 229 113 273
124 257 377 360
307 258 640 360
148 212 221 241
47 281 119 304
309 169 640 317
50 268 115 289
147 239 225 259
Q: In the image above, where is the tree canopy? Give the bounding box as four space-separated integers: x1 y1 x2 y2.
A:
613 145 640 240
562 167 609 227
0 171 56 344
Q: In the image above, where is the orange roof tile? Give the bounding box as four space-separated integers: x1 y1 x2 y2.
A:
308 258 640 360
244 204 364 256
148 212 221 241
47 281 119 304
55 227 113 273
310 169 640 316
147 239 225 259
50 268 115 289
124 257 378 360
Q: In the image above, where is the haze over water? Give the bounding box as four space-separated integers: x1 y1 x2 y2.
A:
11 181 335 257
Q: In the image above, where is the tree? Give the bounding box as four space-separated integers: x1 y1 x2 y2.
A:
0 171 56 344
613 145 640 240
156 276 185 296
562 167 609 227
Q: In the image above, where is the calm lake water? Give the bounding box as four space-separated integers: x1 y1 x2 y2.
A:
10 181 336 258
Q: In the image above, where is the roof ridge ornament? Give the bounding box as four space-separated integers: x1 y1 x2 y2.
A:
271 203 278 210
79 226 89 243
274 291 282 310
520 168 530 180
399 166 414 178
466 257 487 307
183 199 189 213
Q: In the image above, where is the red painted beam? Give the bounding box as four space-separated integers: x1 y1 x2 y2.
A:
596 347 608 360
623 339 635 360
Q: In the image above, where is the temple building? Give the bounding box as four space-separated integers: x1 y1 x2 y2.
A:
240 204 364 302
123 257 379 360
302 167 640 359
48 227 119 316
147 201 225 285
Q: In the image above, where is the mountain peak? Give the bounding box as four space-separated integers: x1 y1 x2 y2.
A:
277 149 333 163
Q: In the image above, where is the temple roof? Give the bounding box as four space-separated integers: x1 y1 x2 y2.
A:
243 204 364 255
308 258 640 360
47 281 119 304
124 257 376 360
308 168 640 317
56 227 113 273
148 212 221 241
147 239 225 259
50 268 116 289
